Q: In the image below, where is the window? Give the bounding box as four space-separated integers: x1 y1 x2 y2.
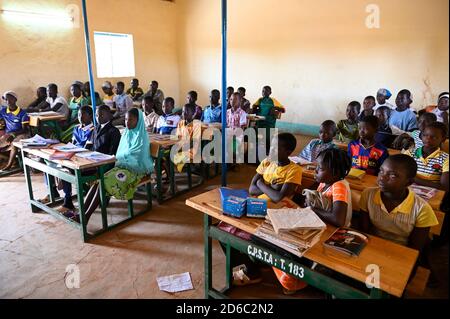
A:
93 31 136 78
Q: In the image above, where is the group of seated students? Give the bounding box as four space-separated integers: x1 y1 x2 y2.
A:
0 80 448 293
221 88 449 295
229 125 446 294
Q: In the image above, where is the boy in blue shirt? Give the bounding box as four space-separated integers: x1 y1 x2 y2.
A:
389 89 418 132
299 120 337 162
0 91 30 171
58 106 94 212
201 89 222 123
156 97 181 135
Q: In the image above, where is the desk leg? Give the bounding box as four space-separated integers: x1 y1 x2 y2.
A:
48 173 57 204
156 151 163 203
225 243 232 290
22 150 39 213
369 288 388 299
187 164 192 189
75 170 88 242
98 166 108 231
168 153 175 196
204 214 213 299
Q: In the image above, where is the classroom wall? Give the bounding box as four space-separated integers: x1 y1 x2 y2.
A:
0 0 179 107
176 0 449 127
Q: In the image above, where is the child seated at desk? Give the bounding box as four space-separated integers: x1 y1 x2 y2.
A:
26 87 48 113
173 104 202 172
227 92 248 164
112 82 133 127
68 82 89 124
393 112 437 151
249 132 302 203
275 148 353 294
374 106 394 148
299 120 337 162
143 96 159 134
126 78 144 102
252 86 285 158
0 91 30 172
389 89 418 133
404 122 449 192
348 115 389 176
77 108 152 224
360 155 438 260
374 88 395 111
42 83 70 121
101 81 116 110
201 90 221 124
237 87 251 113
186 91 203 120
358 96 376 122
84 81 103 107
337 101 360 143
58 106 94 213
156 97 181 135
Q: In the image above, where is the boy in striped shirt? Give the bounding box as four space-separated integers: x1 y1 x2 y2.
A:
404 122 449 191
299 120 337 162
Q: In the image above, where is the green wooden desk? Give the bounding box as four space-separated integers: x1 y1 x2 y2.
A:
186 188 419 299
150 134 204 203
14 142 149 242
28 112 66 140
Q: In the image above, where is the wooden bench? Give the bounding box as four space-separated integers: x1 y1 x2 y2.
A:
126 175 153 218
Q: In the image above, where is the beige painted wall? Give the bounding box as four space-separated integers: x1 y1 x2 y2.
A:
1 0 448 127
177 0 449 126
0 0 179 107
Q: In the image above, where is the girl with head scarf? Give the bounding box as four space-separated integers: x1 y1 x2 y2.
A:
105 108 153 200
69 108 153 224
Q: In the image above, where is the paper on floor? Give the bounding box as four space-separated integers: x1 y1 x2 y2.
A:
157 272 194 293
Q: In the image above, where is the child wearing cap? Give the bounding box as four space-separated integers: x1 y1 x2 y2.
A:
101 81 116 110
374 88 395 111
0 92 30 171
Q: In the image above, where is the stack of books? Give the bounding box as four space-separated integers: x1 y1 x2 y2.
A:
254 207 326 258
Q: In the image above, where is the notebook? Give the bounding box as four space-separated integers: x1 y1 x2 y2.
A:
323 228 368 257
267 207 326 234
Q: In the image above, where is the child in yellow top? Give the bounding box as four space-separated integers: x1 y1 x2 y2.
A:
360 154 438 249
249 132 302 203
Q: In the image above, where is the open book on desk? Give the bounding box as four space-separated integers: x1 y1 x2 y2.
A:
267 207 326 234
289 156 313 166
21 134 59 148
28 111 60 117
52 143 87 153
75 152 115 162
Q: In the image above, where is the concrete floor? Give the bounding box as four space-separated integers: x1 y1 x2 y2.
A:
0 164 448 299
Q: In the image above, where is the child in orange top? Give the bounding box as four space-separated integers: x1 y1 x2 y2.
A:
275 148 352 294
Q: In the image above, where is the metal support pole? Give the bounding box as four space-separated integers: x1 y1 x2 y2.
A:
81 0 97 125
221 0 228 187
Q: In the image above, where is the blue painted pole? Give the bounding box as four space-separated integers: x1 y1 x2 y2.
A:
81 0 97 126
221 0 227 187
